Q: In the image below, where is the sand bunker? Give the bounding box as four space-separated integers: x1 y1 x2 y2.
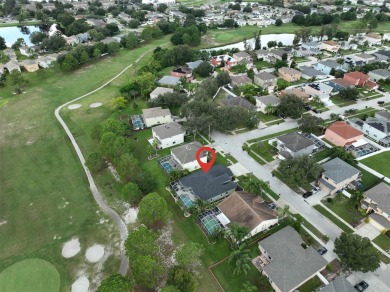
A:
71 276 89 292
85 245 105 262
68 104 82 110
89 102 102 108
62 237 81 258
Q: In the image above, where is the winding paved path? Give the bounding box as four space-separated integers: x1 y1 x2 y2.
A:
54 48 160 275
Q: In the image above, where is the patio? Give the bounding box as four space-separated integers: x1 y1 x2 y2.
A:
252 254 270 271
158 155 182 173
130 114 145 130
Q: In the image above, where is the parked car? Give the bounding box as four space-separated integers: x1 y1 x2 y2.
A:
312 108 319 114
354 281 369 292
304 105 311 111
268 203 276 209
302 191 313 198
312 186 320 193
378 100 385 105
378 87 386 93
317 247 327 255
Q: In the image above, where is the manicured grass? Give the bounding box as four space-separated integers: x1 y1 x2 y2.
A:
314 148 332 162
356 166 382 191
249 140 278 163
0 259 60 292
331 95 356 106
266 119 285 127
373 234 390 252
272 170 313 192
247 127 298 144
294 214 329 243
0 36 171 290
0 21 54 27
323 195 365 227
298 276 323 292
257 111 280 123
313 205 354 234
361 152 390 179
255 60 273 69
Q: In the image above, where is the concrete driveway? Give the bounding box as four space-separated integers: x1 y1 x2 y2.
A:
347 263 390 292
356 223 381 240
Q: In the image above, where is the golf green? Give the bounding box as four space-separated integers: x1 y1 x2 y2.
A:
0 259 60 292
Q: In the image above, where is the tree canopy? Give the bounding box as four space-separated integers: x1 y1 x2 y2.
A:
329 147 357 166
138 192 172 227
97 274 133 292
298 115 325 134
167 266 198 292
132 255 164 288
277 94 305 119
334 232 380 272
125 226 159 260
175 242 204 272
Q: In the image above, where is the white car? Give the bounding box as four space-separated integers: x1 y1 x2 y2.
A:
312 186 320 194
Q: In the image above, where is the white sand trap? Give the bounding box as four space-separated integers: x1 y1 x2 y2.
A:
89 102 102 108
123 207 139 224
62 237 81 258
86 244 105 262
68 104 82 110
71 276 89 292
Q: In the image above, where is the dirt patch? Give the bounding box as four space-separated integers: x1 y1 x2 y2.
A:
122 204 138 224
68 104 82 110
62 237 81 258
85 244 105 263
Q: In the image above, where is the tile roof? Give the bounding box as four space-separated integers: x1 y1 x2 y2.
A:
326 121 364 139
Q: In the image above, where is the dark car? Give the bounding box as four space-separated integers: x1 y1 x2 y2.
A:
378 100 385 105
312 108 319 114
378 87 386 93
304 105 311 111
317 247 328 255
302 191 313 198
354 281 369 292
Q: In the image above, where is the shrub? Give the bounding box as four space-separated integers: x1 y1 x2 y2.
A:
327 198 333 203
326 264 334 272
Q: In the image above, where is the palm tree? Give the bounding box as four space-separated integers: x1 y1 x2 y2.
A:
350 191 365 208
265 104 276 115
281 204 291 219
229 223 250 248
228 244 252 276
191 198 213 217
210 226 226 243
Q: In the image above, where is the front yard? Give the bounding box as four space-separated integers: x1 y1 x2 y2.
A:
313 205 354 234
249 140 278 163
298 275 324 292
323 194 365 227
361 151 390 179
373 234 390 253
257 111 281 123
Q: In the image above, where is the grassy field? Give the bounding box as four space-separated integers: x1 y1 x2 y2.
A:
313 205 354 234
373 234 390 252
0 36 171 291
361 152 390 178
0 259 60 292
249 140 278 163
323 195 365 227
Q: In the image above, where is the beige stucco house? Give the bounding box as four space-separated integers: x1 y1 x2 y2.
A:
278 67 301 82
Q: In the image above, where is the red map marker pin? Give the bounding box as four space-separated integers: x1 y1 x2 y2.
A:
196 146 216 173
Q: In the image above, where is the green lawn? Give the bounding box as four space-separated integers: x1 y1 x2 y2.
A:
313 205 354 234
373 234 390 253
361 152 390 179
323 195 365 227
356 166 382 191
257 111 281 123
247 127 298 144
330 95 356 107
294 214 329 243
0 36 171 291
255 60 273 69
298 276 323 292
249 140 278 163
0 259 60 292
314 148 332 162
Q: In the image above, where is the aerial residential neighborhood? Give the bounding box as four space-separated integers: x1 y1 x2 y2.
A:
1 0 390 291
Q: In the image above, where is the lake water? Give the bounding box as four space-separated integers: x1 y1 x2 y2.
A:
206 33 297 51
0 25 46 47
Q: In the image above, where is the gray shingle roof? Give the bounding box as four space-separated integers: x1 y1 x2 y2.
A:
158 76 181 86
365 182 390 215
321 158 360 184
171 141 205 165
152 122 185 140
259 226 327 292
370 69 390 78
255 72 277 81
369 213 390 229
221 96 256 110
186 60 203 70
320 276 355 292
277 132 315 152
178 164 237 201
255 94 279 105
142 107 171 119
300 66 326 77
376 110 390 121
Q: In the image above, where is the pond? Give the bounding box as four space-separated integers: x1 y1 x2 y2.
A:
0 25 51 47
206 33 297 51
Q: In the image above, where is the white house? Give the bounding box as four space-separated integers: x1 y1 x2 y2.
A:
303 82 333 102
217 191 278 239
171 141 207 171
316 60 342 75
152 122 185 149
149 87 174 100
142 107 173 128
320 40 340 52
365 33 382 46
255 95 280 113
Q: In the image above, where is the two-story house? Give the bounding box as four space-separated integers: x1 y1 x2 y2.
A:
152 122 185 149
254 72 278 88
324 121 364 147
171 141 207 172
142 107 173 128
278 67 301 82
363 182 390 231
318 158 361 194
316 60 342 75
273 132 317 160
320 40 340 52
